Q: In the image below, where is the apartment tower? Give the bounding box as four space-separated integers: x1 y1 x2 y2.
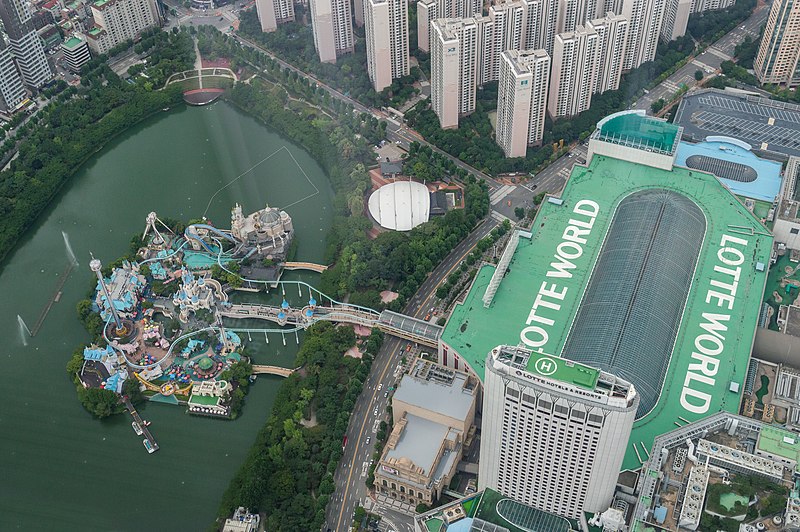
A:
479 345 638 519
431 18 478 128
548 24 599 118
309 0 354 63
755 0 800 86
255 0 295 32
0 0 53 88
588 12 628 93
621 0 667 69
496 49 550 157
660 0 691 41
365 0 409 92
417 0 482 52
88 0 160 53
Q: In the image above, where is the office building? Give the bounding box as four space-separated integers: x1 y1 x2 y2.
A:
496 49 550 157
479 345 639 518
254 0 295 32
309 0 353 63
622 0 667 69
589 12 628 92
431 18 478 128
373 359 478 506
0 41 25 113
87 0 159 55
62 34 91 73
660 0 691 41
548 24 599 118
0 0 53 88
755 0 800 86
365 0 408 92
417 0 482 52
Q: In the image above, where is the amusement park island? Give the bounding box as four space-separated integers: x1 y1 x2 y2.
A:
65 202 366 450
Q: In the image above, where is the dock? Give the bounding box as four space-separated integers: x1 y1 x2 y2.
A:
30 261 75 336
123 398 159 453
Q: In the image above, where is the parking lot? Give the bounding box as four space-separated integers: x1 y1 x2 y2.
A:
675 91 800 158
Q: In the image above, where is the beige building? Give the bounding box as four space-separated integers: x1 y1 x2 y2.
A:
417 0 482 52
621 0 667 69
660 0 691 41
254 0 295 32
589 12 628 93
374 359 478 506
496 49 551 157
365 0 409 92
548 24 599 118
309 0 353 63
431 18 478 128
755 0 800 86
88 0 159 54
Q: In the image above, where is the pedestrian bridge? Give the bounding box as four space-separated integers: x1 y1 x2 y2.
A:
219 304 442 348
251 365 296 377
282 262 329 273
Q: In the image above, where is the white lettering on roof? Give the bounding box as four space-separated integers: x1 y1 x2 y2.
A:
521 200 599 350
680 233 749 414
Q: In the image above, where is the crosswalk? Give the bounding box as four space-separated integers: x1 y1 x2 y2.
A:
489 184 516 205
491 211 510 223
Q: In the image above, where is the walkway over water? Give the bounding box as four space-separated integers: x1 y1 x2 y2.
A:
219 303 442 347
282 261 328 272
251 365 296 377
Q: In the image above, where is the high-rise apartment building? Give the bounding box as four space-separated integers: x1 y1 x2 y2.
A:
660 0 691 41
495 49 550 157
309 0 354 63
479 345 639 519
0 0 53 88
483 1 527 82
0 40 25 112
691 0 734 12
254 0 295 32
417 0 482 52
755 0 800 86
588 12 628 92
354 0 364 27
87 0 160 56
431 18 478 128
621 0 667 69
548 24 599 118
365 0 409 92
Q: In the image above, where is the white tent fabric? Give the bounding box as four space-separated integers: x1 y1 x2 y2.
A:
367 181 430 231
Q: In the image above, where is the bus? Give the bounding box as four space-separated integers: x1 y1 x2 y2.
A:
342 436 348 450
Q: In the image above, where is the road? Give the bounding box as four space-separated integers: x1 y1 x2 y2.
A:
633 4 769 112
324 217 499 532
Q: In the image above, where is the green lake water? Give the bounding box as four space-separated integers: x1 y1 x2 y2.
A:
0 102 333 530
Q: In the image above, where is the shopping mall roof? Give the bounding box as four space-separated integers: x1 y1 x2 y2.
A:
675 138 783 202
440 153 771 471
393 372 474 422
384 414 453 476
367 181 430 231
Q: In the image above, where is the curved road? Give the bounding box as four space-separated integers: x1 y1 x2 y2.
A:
324 217 498 532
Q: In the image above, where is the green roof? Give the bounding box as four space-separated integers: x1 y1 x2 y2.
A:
757 426 800 468
188 394 219 406
88 27 102 36
63 36 83 49
595 112 681 155
441 153 771 471
512 349 599 389
93 0 111 7
472 488 575 532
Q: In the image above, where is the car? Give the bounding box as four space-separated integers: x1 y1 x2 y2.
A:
567 153 574 158
378 383 383 390
366 437 371 445
384 391 389 398
373 408 379 416
395 140 401 144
